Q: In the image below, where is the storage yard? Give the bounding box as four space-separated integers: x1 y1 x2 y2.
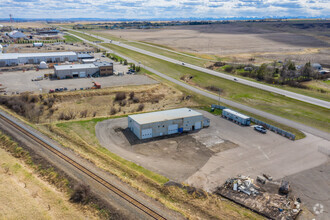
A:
95 109 329 218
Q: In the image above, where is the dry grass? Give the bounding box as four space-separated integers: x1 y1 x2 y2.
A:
0 147 98 220
1 22 50 28
37 83 196 124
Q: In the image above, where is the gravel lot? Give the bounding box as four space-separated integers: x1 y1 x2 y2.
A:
95 110 329 217
0 68 158 94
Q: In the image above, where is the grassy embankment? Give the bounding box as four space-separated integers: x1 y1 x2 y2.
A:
67 30 104 42
0 132 102 219
100 43 330 134
63 35 83 43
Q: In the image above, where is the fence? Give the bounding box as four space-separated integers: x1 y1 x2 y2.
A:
211 104 295 141
211 104 227 110
250 118 295 140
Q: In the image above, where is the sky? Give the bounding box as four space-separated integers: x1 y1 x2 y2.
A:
0 0 329 19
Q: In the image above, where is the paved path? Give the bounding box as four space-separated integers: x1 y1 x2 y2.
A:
66 31 330 140
74 29 330 109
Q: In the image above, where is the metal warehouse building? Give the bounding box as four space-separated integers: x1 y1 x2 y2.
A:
54 61 113 79
0 52 78 67
128 108 209 140
54 63 98 79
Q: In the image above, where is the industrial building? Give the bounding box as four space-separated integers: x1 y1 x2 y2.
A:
0 52 78 67
77 53 94 60
54 61 113 79
93 61 114 76
128 108 209 140
222 109 251 126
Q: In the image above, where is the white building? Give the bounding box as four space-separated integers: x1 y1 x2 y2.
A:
0 52 78 67
128 108 209 140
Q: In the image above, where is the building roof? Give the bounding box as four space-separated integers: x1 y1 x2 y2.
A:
8 31 26 39
223 108 250 120
0 52 77 60
77 53 93 59
54 63 97 70
129 108 202 125
93 61 113 67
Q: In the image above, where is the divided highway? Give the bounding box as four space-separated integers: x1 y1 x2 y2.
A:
66 31 330 140
76 29 329 109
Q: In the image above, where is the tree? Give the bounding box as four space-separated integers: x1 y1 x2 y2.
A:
123 59 128 65
257 64 267 80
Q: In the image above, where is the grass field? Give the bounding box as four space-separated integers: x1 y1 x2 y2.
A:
67 30 103 42
100 43 330 133
86 31 329 102
63 34 83 43
0 145 97 220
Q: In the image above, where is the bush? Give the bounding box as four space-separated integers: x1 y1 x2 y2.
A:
129 92 135 100
70 184 91 204
224 65 234 73
119 100 127 107
110 107 117 115
137 104 144 111
132 97 139 103
80 110 88 118
114 92 126 101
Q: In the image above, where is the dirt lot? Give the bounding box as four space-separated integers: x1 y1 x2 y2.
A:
0 147 97 219
94 22 330 65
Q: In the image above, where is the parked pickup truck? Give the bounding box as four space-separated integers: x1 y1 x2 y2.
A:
254 125 267 134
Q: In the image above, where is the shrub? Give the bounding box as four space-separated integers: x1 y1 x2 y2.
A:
132 97 139 103
80 110 88 118
114 92 126 101
129 92 135 100
137 104 144 111
110 107 117 115
224 65 234 73
70 184 91 204
119 100 127 107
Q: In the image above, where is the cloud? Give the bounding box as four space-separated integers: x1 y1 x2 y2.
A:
0 0 329 19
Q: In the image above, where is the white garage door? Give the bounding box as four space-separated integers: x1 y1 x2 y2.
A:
194 121 202 130
79 72 86 78
168 124 178 135
141 128 152 139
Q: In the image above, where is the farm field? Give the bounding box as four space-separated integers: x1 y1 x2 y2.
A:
100 43 330 133
90 21 330 65
0 147 97 220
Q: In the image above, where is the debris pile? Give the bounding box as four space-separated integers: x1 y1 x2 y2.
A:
224 175 260 196
216 175 302 219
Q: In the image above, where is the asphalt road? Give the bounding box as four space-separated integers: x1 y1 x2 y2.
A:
67 31 330 140
78 30 330 109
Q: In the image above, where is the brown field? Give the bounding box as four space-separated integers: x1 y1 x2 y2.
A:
92 21 330 65
0 22 50 28
0 147 97 220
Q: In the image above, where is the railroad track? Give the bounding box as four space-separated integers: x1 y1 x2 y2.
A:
0 112 166 220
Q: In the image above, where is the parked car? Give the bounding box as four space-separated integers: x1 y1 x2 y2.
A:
254 125 267 134
49 89 55 93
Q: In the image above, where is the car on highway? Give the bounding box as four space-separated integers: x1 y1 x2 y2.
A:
254 125 267 134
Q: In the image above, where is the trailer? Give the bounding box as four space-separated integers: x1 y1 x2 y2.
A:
222 109 251 126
